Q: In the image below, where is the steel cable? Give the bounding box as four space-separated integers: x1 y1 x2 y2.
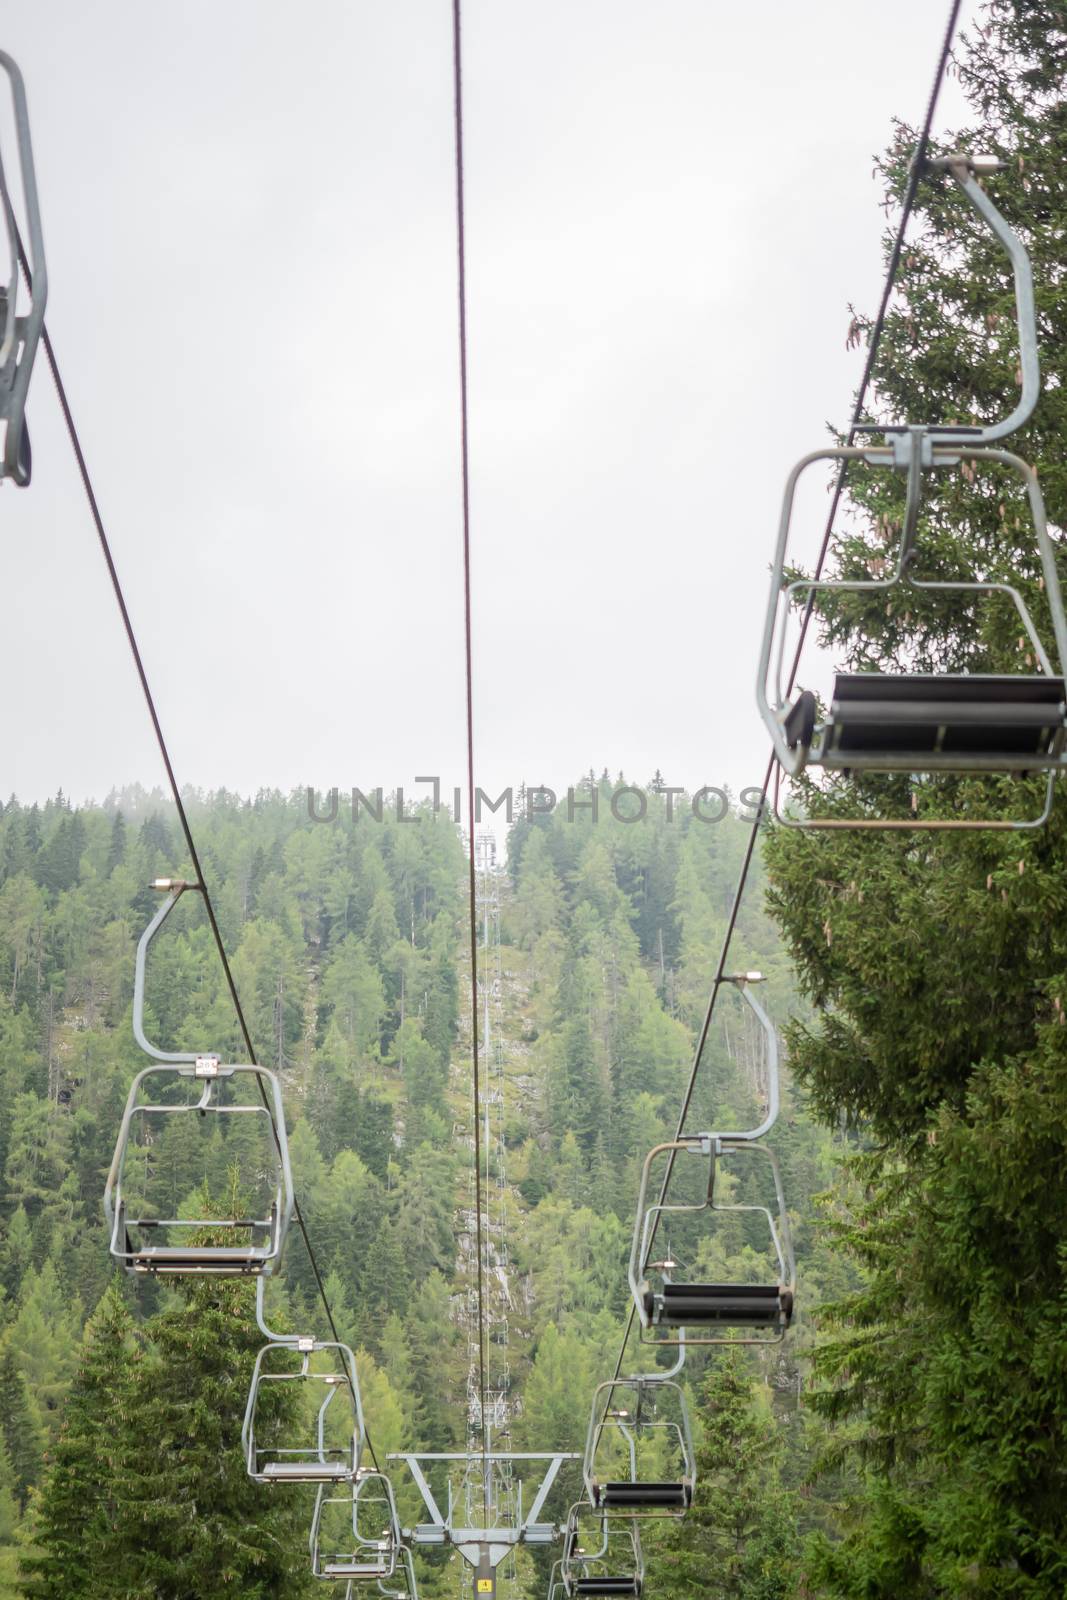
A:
450 0 492 1519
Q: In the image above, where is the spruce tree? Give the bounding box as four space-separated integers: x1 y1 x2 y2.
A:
353 1091 394 1183
19 1281 137 1600
0 1443 19 1600
405 1272 461 1450
0 1441 16 1543
647 1353 796 1600
0 1206 33 1299
23 806 41 861
112 1269 314 1599
764 3 1067 1593
105 812 126 876
0 1348 43 1508
5 1261 82 1423
380 1312 428 1444
137 812 174 863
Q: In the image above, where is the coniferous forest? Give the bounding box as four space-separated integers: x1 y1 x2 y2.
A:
3 2 1067 1598
0 782 844 1600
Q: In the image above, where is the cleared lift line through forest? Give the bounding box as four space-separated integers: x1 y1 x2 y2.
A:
451 0 492 1519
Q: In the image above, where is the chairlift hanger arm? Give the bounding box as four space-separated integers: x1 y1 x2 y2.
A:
723 976 779 1141
932 154 1038 445
851 155 1038 449
255 1274 302 1344
0 51 46 485
622 1325 687 1384
133 881 204 1063
376 1544 419 1600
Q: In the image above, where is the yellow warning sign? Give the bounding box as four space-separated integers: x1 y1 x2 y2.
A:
477 1582 493 1592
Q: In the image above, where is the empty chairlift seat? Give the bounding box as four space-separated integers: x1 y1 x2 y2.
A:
819 673 1067 770
754 157 1067 828
264 1459 354 1483
628 976 796 1347
310 1473 402 1585
103 1057 295 1276
320 1552 395 1581
643 1280 793 1330
243 1331 365 1485
631 1207 795 1349
105 882 294 1275
584 1372 695 1518
594 1482 691 1511
561 1505 644 1600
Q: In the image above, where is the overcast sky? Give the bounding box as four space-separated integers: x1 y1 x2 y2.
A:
0 1 974 813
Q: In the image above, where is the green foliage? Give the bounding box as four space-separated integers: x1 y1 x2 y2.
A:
649 1354 798 1600
0 1350 43 1509
4 1263 81 1427
19 1281 136 1600
112 1274 313 1599
0 773 843 1596
516 1321 601 1455
763 5 1067 1593
19 1269 315 1600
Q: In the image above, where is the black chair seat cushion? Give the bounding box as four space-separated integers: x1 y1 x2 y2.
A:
829 673 1067 758
647 1282 792 1326
598 1481 690 1508
572 1580 641 1596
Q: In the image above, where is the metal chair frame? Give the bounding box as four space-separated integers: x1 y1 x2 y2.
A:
630 1138 795 1348
756 156 1067 831
0 52 46 486
561 1504 643 1599
310 1471 404 1583
628 977 795 1347
103 882 294 1275
243 1280 365 1483
582 1366 694 1519
104 1056 293 1274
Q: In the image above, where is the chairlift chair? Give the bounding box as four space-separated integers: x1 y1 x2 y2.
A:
756 155 1067 830
0 53 46 486
582 1348 694 1516
103 881 295 1275
243 1282 366 1483
560 1505 643 1599
104 1055 294 1273
310 1471 403 1583
628 975 796 1346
